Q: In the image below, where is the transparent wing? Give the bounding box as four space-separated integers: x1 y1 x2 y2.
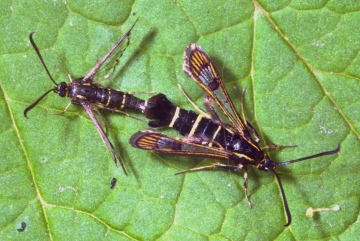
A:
81 102 127 175
183 43 247 137
83 19 138 83
130 129 237 161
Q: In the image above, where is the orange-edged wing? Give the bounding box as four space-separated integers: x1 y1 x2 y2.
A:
130 129 247 161
183 43 247 137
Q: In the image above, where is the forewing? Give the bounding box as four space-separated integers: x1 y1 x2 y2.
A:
183 43 246 136
130 130 232 161
82 102 127 175
82 19 138 83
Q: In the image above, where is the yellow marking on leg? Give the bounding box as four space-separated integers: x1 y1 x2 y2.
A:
66 73 73 82
243 167 253 208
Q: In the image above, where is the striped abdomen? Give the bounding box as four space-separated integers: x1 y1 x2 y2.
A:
144 93 250 152
68 79 146 112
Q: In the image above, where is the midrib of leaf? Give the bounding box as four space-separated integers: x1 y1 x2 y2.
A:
0 85 53 239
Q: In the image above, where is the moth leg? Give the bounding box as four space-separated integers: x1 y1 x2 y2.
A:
206 162 253 207
175 162 245 174
176 162 243 173
127 90 156 95
50 101 73 116
62 102 72 114
66 73 73 82
54 67 74 81
175 164 220 174
177 84 212 119
97 106 130 116
242 165 253 208
97 105 147 123
176 162 253 208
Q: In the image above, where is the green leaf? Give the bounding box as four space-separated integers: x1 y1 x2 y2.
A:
1 0 359 240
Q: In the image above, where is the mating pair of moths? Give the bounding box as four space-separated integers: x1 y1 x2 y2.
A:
26 19 340 226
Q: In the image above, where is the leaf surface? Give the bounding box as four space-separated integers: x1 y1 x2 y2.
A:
0 0 358 240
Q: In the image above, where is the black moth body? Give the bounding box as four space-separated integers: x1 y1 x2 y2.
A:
24 19 147 175
130 43 340 226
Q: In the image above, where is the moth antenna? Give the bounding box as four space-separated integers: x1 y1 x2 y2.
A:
276 144 340 166
24 88 55 118
25 33 59 118
272 169 291 226
29 32 58 85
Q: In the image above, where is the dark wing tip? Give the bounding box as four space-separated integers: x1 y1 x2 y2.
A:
130 130 158 149
129 130 144 148
183 43 201 78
